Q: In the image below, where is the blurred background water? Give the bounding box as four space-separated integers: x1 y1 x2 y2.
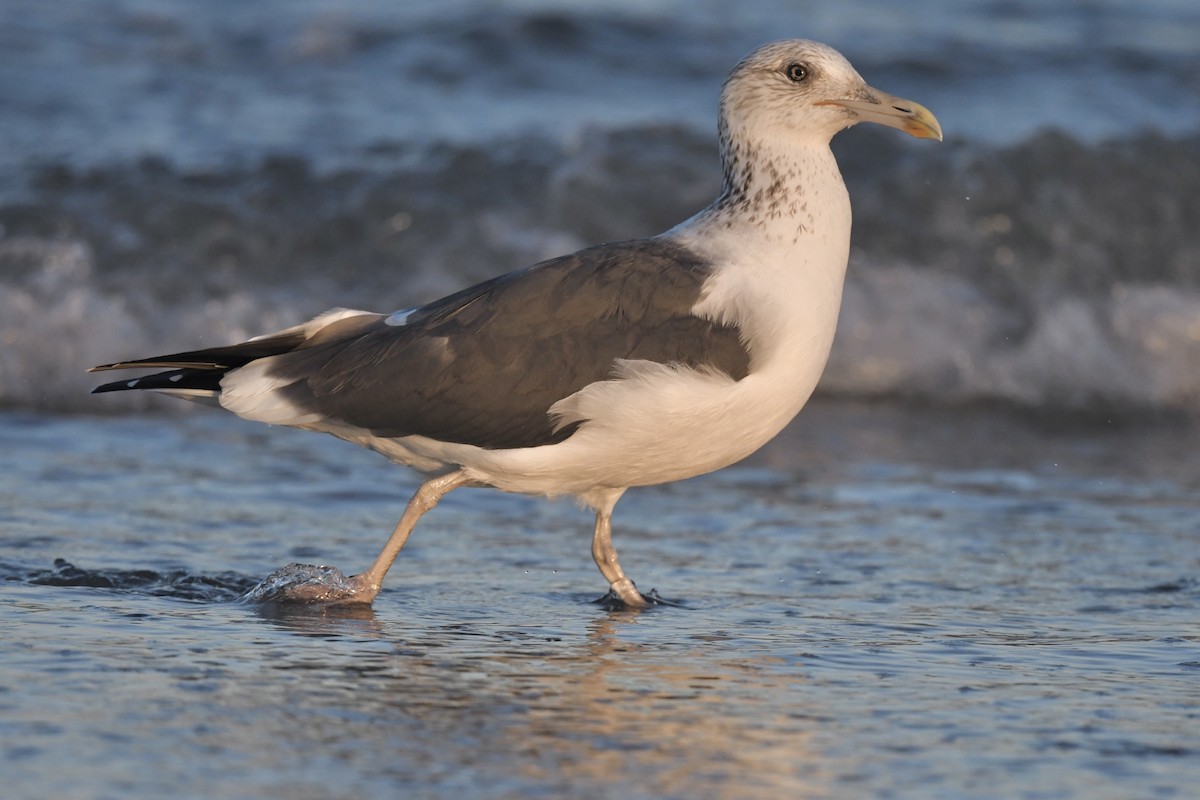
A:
2 0 1199 413
1 1 1198 798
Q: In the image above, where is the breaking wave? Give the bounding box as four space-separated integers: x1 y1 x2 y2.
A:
2 126 1197 415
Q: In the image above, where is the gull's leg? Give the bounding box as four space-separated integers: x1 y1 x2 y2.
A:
345 469 475 603
589 488 649 609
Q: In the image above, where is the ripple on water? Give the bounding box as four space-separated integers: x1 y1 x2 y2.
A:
3 405 1199 799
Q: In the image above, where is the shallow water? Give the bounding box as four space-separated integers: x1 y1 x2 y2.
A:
3 404 1198 799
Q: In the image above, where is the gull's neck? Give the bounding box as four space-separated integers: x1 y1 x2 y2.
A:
667 124 852 258
662 122 854 383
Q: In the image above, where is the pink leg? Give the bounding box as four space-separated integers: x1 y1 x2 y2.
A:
342 470 475 604
589 488 649 609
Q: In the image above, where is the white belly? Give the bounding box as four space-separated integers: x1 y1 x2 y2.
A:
370 299 841 498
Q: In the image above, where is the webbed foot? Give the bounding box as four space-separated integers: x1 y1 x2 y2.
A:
593 579 682 610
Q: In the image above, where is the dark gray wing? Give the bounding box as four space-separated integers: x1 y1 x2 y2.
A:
274 238 750 449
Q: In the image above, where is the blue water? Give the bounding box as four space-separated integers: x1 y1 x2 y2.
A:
3 405 1199 798
2 1 1200 797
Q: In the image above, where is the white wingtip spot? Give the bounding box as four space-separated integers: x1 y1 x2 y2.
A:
126 379 140 389
169 373 183 382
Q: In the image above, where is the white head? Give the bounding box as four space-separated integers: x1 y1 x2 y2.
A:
719 40 942 149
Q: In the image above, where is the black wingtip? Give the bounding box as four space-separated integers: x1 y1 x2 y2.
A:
91 378 138 394
90 367 226 395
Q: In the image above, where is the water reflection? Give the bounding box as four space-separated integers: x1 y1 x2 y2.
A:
253 607 821 798
6 405 1199 798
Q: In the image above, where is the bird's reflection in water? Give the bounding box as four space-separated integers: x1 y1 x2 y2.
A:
512 616 819 798
254 604 820 798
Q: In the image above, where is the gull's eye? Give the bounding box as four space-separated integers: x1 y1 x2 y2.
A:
785 62 809 83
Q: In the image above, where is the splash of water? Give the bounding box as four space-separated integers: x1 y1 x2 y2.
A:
239 563 365 604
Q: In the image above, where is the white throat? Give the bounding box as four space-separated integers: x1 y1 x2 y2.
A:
664 138 853 387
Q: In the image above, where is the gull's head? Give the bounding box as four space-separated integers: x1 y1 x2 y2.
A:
720 40 942 147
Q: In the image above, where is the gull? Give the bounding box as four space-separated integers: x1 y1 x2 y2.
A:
91 40 941 608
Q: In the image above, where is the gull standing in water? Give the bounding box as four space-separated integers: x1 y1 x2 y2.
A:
92 40 942 608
